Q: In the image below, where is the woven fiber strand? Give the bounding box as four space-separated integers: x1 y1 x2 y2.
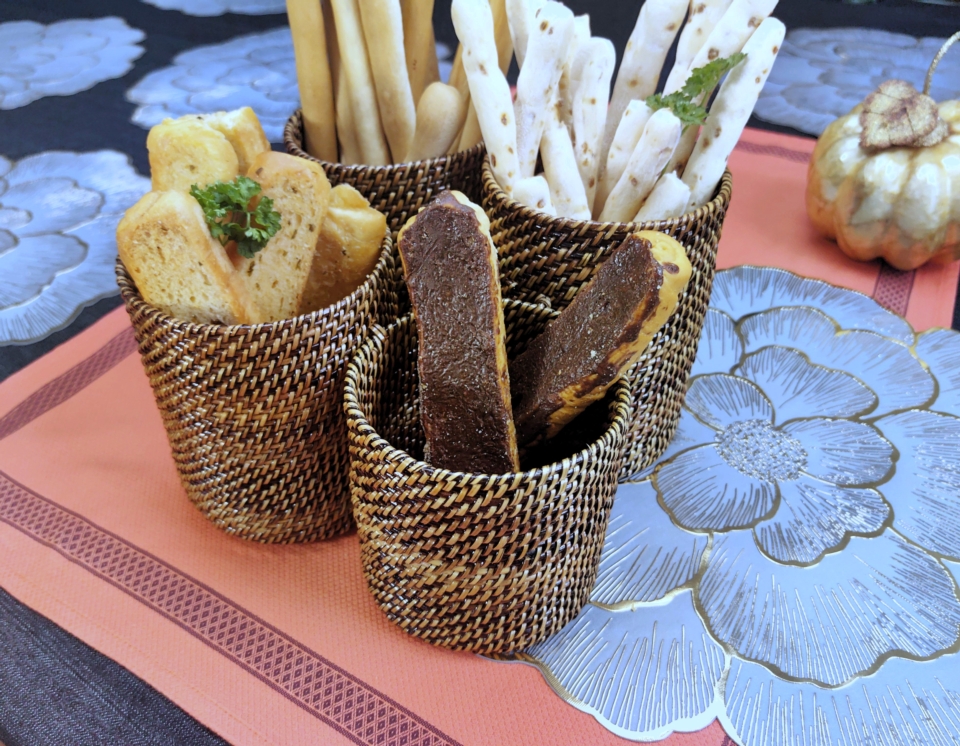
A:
344 300 632 654
116 236 397 544
284 110 486 324
481 161 733 479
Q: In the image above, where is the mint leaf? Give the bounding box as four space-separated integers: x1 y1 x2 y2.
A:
645 53 747 127
189 176 281 259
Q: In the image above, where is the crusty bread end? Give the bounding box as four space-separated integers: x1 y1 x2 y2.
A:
201 108 271 174
147 117 240 193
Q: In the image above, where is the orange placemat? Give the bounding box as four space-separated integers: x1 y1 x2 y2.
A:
0 129 956 746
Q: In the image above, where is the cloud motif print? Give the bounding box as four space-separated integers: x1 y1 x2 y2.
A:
515 266 960 746
140 0 286 16
126 28 299 142
0 151 150 345
0 18 144 110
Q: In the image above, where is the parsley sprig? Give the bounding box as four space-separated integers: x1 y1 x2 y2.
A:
190 176 282 259
645 53 747 126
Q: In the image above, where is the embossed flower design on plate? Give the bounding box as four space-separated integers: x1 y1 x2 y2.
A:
509 266 960 745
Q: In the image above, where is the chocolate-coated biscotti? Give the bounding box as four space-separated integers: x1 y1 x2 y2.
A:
397 191 520 474
510 230 692 448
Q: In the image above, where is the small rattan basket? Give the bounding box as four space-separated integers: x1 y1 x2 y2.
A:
116 236 397 544
344 299 632 654
284 110 486 323
481 161 733 479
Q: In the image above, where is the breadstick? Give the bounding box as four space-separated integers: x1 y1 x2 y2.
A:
323 0 339 88
402 0 439 104
360 0 417 162
684 18 785 207
513 175 556 215
330 0 390 165
671 0 779 94
286 0 337 161
448 46 468 96
595 100 652 219
336 67 362 165
408 82 468 160
558 14 591 132
663 0 733 94
491 0 514 74
514 1 574 178
601 0 687 165
456 102 482 151
599 108 682 223
572 37 615 214
664 125 698 177
634 172 692 221
541 107 591 219
506 0 546 68
452 0 521 191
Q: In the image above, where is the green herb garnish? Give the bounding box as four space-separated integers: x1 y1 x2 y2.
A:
646 53 747 126
190 176 282 259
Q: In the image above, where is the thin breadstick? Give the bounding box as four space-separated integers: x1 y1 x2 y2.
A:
402 0 439 104
595 100 652 219
324 0 340 94
663 0 733 94
513 174 557 215
670 0 779 94
601 0 687 165
571 37 615 214
452 0 521 191
286 0 337 161
664 125 698 177
558 14 590 133
514 1 574 178
330 0 390 165
408 82 468 160
448 45 468 95
634 172 692 221
506 0 546 68
599 108 682 223
456 102 482 151
336 65 362 164
684 18 785 207
541 107 591 219
359 0 417 162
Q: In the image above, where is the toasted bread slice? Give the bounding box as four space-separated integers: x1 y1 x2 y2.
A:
117 190 259 325
510 230 692 448
300 184 387 313
235 151 332 322
147 117 240 192
201 108 271 174
398 191 519 474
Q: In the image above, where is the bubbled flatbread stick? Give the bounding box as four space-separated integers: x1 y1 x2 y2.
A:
684 18 785 207
558 14 591 133
359 0 417 162
663 0 733 94
595 101 652 219
514 1 574 178
601 0 687 165
506 0 546 68
634 171 692 221
452 0 520 192
541 107 591 219
599 108 682 223
571 37 615 214
408 82 468 161
286 0 337 161
330 0 390 165
513 175 556 215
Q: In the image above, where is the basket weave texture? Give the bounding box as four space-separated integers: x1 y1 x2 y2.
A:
481 161 733 478
116 237 397 543
344 300 632 654
284 109 486 323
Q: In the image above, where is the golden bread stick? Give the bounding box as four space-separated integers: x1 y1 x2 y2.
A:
330 0 390 165
336 66 362 165
401 0 439 104
409 82 467 160
360 0 417 162
599 108 681 223
286 0 338 161
490 0 513 74
455 102 482 152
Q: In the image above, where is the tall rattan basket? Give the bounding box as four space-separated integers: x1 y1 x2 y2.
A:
344 299 633 654
284 110 486 323
481 161 733 479
116 236 397 544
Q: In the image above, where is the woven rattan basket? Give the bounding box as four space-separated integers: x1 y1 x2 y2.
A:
344 299 632 654
116 236 397 544
481 161 733 478
284 109 486 322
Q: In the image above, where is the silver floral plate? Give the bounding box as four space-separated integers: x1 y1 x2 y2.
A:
504 265 960 745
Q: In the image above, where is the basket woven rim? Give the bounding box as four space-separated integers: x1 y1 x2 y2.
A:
116 231 393 334
343 303 634 485
481 158 733 232
283 109 486 176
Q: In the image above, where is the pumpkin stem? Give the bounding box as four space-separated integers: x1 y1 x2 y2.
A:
924 30 960 97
